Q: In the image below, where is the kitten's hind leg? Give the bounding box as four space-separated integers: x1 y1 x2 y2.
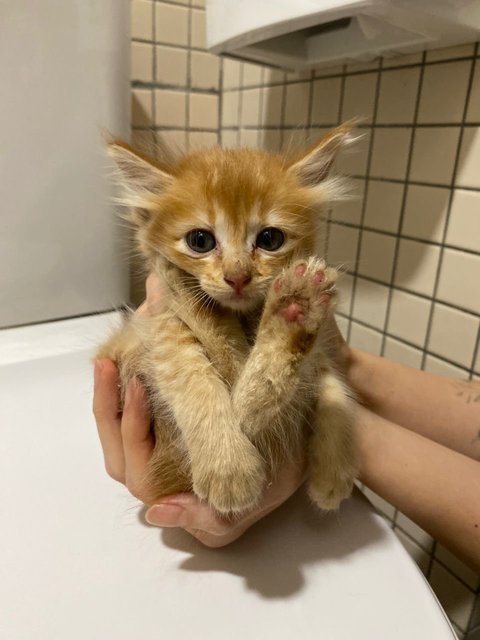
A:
308 370 358 511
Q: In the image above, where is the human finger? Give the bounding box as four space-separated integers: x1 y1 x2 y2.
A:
145 273 166 315
145 458 305 547
92 358 125 482
122 378 155 499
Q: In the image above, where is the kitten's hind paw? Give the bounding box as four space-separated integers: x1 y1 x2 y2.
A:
307 465 356 511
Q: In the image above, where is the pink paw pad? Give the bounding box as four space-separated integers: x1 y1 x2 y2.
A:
274 278 283 293
279 302 304 323
313 270 326 285
294 263 307 277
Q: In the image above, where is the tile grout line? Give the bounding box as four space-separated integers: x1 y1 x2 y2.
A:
393 525 478 594
345 174 480 192
343 270 480 323
337 310 475 375
218 55 224 145
209 123 480 132
469 323 480 380
133 81 219 95
305 70 331 256
132 40 479 76
344 60 383 345
151 1 157 148
325 217 480 259
236 64 244 146
256 68 265 148
278 81 288 150
421 45 479 584
185 0 192 149
324 66 347 301
420 47 479 371
379 52 427 360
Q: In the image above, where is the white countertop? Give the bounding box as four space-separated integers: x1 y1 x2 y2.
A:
0 313 457 640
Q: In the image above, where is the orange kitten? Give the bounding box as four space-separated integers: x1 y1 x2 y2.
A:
97 125 358 514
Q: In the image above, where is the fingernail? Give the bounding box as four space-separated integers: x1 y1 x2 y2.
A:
145 504 185 527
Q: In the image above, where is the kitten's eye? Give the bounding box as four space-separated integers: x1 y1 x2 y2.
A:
256 227 285 251
185 229 216 253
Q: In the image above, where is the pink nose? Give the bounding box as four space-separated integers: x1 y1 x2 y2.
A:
224 274 252 295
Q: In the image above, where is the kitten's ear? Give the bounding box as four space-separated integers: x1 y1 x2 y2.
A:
107 141 174 223
288 123 357 191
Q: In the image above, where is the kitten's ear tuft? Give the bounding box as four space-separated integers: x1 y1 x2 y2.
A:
288 122 358 189
108 142 173 193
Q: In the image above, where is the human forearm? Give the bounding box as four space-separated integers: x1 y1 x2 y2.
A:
356 405 480 572
348 348 480 461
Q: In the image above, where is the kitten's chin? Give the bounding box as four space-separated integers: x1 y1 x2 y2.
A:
208 290 261 313
220 296 259 312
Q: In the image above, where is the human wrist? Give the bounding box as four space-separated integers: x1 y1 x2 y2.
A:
345 348 366 395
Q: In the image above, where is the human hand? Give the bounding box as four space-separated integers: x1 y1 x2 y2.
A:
136 272 166 316
93 358 305 547
322 312 351 376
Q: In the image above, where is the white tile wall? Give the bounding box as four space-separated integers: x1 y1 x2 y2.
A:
394 239 440 296
417 61 471 123
327 224 360 268
131 0 153 41
155 3 188 46
429 562 476 631
352 278 390 329
311 77 342 124
446 189 480 252
331 178 365 225
336 129 371 176
349 321 383 354
402 184 449 242
341 72 377 124
383 337 423 368
437 249 480 314
428 303 479 368
394 529 430 574
456 127 480 188
387 289 431 346
410 127 461 184
357 230 396 282
370 128 412 180
284 82 310 127
363 180 404 233
424 354 469 379
261 85 284 127
376 67 421 124
239 88 261 127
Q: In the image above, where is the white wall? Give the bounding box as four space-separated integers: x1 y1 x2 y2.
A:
0 0 130 327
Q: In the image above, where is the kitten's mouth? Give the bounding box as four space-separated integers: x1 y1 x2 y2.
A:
218 289 258 310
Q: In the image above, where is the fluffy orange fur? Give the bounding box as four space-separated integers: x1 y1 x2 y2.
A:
97 124 358 514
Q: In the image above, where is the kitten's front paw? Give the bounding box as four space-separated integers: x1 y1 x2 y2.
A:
192 435 266 514
267 258 337 335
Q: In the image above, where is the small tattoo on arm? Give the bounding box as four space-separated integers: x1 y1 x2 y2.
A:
451 381 480 404
471 430 480 445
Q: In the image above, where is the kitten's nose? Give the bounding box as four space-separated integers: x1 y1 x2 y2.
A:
224 274 252 295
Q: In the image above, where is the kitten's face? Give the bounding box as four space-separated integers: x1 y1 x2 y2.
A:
110 126 353 311
144 150 318 311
